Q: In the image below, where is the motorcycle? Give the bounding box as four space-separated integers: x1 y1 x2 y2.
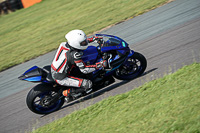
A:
18 34 147 115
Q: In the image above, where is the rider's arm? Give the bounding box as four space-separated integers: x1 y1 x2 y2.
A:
72 51 104 74
87 36 103 43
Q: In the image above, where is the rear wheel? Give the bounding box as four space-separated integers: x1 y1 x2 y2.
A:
114 52 147 80
26 84 64 115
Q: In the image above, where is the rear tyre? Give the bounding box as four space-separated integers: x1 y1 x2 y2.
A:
26 84 64 115
114 52 147 80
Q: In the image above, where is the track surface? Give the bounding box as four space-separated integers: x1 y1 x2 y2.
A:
0 0 200 132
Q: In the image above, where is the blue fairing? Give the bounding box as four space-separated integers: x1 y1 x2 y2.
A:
24 66 39 74
24 76 42 82
81 34 135 78
96 34 129 53
82 46 98 64
128 50 135 57
19 66 43 82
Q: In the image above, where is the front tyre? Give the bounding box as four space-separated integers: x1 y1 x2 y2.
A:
26 84 64 115
114 52 147 80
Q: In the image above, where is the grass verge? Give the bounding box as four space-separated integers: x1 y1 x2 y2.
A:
32 63 200 133
0 0 171 71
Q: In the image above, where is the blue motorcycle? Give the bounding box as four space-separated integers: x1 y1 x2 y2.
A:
18 34 147 114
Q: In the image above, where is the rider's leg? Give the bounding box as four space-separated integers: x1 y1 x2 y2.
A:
51 68 92 96
55 76 92 96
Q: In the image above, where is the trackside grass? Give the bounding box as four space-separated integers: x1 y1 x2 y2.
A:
32 63 200 133
0 0 171 71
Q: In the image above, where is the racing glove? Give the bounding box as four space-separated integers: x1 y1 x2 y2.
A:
87 36 103 43
96 60 108 69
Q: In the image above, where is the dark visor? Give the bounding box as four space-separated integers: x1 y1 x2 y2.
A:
80 40 88 46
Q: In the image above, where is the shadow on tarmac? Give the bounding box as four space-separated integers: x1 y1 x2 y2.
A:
41 68 157 117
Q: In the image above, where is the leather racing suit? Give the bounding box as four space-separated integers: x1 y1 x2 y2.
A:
51 37 104 92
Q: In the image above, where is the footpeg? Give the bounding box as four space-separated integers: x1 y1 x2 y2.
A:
73 93 82 98
86 89 93 94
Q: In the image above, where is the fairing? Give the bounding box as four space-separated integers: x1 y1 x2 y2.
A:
82 46 99 64
96 34 130 54
82 34 134 78
18 66 44 82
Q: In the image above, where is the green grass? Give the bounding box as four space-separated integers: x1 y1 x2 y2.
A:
0 0 170 71
32 63 200 133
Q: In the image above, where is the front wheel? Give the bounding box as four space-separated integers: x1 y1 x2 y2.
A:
26 84 64 115
114 52 147 80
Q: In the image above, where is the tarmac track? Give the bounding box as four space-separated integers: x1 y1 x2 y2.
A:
0 0 200 132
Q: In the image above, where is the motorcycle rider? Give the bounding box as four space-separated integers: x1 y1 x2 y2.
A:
51 29 107 97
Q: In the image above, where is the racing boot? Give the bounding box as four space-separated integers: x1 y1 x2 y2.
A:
62 88 72 97
63 88 84 102
62 88 74 102
80 79 93 94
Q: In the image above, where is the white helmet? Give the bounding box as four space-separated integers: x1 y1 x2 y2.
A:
65 29 88 50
